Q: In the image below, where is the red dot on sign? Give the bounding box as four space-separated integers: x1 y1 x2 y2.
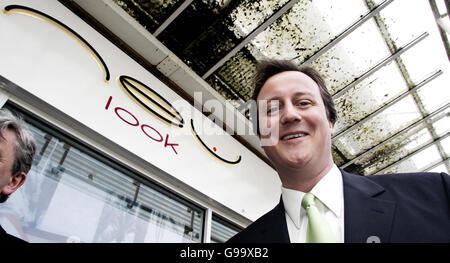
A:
213 147 217 152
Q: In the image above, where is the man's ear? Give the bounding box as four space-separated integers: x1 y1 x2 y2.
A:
1 172 26 196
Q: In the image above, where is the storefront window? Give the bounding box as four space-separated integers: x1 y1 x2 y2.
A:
0 104 204 243
210 214 241 243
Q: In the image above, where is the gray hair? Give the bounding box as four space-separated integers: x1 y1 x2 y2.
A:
0 108 36 177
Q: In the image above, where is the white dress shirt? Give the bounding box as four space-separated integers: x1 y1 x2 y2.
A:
281 164 344 243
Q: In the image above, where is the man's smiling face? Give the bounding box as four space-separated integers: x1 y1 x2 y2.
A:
257 71 334 172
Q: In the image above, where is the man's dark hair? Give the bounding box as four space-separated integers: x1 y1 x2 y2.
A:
252 59 337 135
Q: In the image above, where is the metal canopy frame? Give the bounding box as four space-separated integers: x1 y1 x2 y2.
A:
153 0 194 37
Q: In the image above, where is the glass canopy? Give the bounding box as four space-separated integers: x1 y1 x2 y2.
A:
113 0 450 175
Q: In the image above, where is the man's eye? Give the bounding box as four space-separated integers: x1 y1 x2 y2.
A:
298 101 311 107
267 106 279 114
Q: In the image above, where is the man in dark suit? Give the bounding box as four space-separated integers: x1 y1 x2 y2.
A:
0 109 36 243
227 60 450 243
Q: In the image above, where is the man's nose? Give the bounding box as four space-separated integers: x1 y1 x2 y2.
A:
280 102 301 125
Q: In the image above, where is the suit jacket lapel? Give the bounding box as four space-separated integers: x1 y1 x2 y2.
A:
259 199 291 243
342 170 396 243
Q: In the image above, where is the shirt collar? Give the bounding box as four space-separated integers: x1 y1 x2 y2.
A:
281 164 343 229
281 186 305 229
310 164 343 218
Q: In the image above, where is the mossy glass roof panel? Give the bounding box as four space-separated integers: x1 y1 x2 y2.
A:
381 144 442 174
207 48 257 102
360 126 434 175
433 115 450 136
442 136 450 156
349 107 449 174
428 163 449 173
332 148 346 167
247 0 369 62
416 76 450 113
113 0 184 32
335 95 422 159
333 63 407 134
370 0 384 5
376 0 449 87
400 35 450 84
155 0 243 75
228 0 291 39
310 20 391 95
375 0 434 48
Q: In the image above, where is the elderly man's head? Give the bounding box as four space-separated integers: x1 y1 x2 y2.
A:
0 109 36 203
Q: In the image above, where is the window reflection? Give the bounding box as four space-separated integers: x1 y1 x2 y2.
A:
210 214 241 243
0 105 204 243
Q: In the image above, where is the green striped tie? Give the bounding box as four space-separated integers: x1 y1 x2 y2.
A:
302 193 337 243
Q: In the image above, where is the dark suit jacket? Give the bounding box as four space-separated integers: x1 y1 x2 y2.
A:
0 225 26 243
227 171 450 243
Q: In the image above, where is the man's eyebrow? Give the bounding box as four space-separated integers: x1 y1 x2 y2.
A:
292 91 315 97
264 91 315 102
265 97 282 103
